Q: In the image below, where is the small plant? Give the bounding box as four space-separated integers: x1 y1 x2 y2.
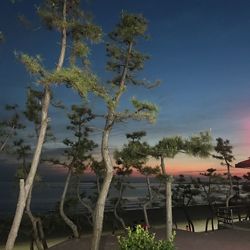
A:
118 225 175 250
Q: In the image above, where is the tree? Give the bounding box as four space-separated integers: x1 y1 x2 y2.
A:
114 131 160 228
139 165 160 228
6 1 101 249
58 104 97 238
213 137 235 207
151 132 212 240
78 13 158 250
111 164 132 230
76 160 106 227
232 175 242 203
13 139 47 250
173 175 201 232
198 168 223 231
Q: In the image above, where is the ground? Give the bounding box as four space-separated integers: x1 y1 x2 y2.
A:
49 226 250 250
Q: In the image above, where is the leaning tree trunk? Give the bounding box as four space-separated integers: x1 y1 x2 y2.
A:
60 167 79 238
91 125 114 250
76 177 94 226
91 40 132 250
5 2 67 247
5 87 51 250
26 187 44 250
37 217 47 249
114 183 126 230
160 156 173 241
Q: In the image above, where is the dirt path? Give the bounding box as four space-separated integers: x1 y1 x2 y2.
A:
49 227 250 250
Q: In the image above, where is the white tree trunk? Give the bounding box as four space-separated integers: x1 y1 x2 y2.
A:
114 183 126 230
160 157 173 241
26 186 44 250
166 178 172 240
5 2 67 247
5 88 50 250
60 168 79 238
77 178 94 226
91 40 132 250
91 127 113 250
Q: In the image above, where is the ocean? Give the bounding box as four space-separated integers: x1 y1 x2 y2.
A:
0 179 231 217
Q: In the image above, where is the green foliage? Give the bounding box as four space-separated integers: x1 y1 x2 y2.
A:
63 104 97 172
153 136 184 158
213 137 235 165
23 87 55 140
38 0 102 40
72 41 89 59
110 13 148 44
114 131 149 169
152 132 212 159
13 139 41 182
198 168 224 205
38 0 70 31
173 175 201 207
126 131 146 141
24 87 43 129
17 53 46 77
185 132 213 158
106 13 150 86
131 98 158 123
118 225 175 250
44 67 97 95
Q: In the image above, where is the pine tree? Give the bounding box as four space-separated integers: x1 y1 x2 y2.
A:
213 137 235 207
151 132 212 240
80 13 158 250
198 168 223 231
115 131 160 228
5 1 101 249
58 104 97 238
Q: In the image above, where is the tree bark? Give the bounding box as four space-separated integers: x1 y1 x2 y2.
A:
37 218 48 249
60 167 79 238
91 40 132 250
5 1 67 248
114 183 126 230
76 178 94 226
91 124 113 250
166 178 173 238
160 156 173 241
5 87 50 250
26 187 44 250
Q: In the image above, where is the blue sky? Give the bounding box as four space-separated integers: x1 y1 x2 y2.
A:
1 0 250 174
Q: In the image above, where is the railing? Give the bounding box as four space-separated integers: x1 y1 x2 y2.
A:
217 205 250 229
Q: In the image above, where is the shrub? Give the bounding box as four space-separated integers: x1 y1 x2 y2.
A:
118 225 175 250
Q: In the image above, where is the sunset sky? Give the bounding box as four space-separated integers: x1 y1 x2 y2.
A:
1 0 250 177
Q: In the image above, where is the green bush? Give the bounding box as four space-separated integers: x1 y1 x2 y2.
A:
118 225 175 250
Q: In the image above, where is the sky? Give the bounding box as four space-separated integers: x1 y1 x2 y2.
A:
1 0 250 177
